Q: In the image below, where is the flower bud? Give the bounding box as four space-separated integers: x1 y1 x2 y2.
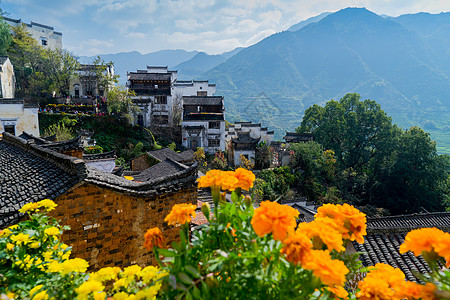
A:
244 195 252 207
201 202 211 222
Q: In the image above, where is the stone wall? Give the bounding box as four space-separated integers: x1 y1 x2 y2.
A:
50 183 197 270
131 154 151 172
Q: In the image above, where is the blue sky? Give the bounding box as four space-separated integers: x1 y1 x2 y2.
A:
2 0 450 57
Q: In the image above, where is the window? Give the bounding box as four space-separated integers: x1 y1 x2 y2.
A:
209 121 220 129
197 91 207 96
4 125 15 136
41 39 48 46
155 96 167 104
153 115 169 125
208 139 220 147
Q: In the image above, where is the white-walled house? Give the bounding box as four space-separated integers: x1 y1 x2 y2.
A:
173 80 215 98
0 99 39 137
4 17 62 50
70 64 115 98
225 122 274 167
0 57 15 99
128 66 177 127
181 96 225 154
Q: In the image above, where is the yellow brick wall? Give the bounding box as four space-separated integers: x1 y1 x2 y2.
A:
50 183 197 271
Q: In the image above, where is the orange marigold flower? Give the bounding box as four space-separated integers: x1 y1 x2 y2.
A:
164 203 197 226
356 263 406 300
302 250 348 286
297 218 345 252
434 232 450 267
197 170 223 188
220 171 239 191
399 282 438 300
251 201 299 241
280 230 312 265
315 203 367 244
144 227 165 250
400 228 448 263
232 168 256 190
326 285 348 299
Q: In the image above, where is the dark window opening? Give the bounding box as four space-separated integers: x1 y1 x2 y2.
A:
42 40 48 46
197 91 207 96
4 125 15 136
155 96 167 104
208 139 220 147
209 121 220 129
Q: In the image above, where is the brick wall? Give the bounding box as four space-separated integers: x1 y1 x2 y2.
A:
61 149 83 159
50 183 197 271
131 154 151 171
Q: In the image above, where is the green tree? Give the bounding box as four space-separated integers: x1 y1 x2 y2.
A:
377 127 449 214
0 14 12 55
107 85 138 123
298 93 397 173
41 48 79 96
255 141 272 169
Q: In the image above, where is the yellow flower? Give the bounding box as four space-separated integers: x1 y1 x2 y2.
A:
315 203 367 244
231 168 256 190
93 292 107 300
302 250 349 286
124 176 134 181
112 292 129 300
123 265 142 279
44 226 60 236
30 242 40 249
30 285 44 297
90 267 121 282
113 278 128 290
139 266 162 283
76 280 104 298
135 283 161 299
37 199 57 211
32 291 49 300
0 228 12 237
18 202 40 213
10 233 30 245
280 230 312 265
356 263 406 300
144 227 165 250
47 258 89 274
164 203 197 226
6 243 14 251
400 227 448 264
251 201 299 241
297 218 345 252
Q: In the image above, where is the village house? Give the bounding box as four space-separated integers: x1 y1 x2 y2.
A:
131 147 194 172
127 66 218 129
69 64 115 100
127 66 177 128
225 121 274 166
0 100 39 137
0 56 15 99
181 96 225 154
0 132 198 270
4 16 62 49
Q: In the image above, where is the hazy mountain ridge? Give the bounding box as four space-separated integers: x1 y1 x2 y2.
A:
201 8 450 152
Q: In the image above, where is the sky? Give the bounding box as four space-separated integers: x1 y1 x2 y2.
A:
2 0 450 57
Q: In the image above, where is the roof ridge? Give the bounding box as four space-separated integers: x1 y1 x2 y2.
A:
2 133 88 179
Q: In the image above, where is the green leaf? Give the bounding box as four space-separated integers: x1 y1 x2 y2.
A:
185 265 201 279
158 249 177 257
178 272 194 285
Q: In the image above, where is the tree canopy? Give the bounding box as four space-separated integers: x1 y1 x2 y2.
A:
296 93 449 214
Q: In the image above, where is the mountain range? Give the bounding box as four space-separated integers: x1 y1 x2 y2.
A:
84 8 450 153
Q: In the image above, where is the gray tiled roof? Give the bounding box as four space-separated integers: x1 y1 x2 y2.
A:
132 158 187 182
128 72 171 81
147 148 193 164
0 135 82 228
83 149 117 161
353 212 450 282
0 56 9 65
0 133 198 228
182 96 223 106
